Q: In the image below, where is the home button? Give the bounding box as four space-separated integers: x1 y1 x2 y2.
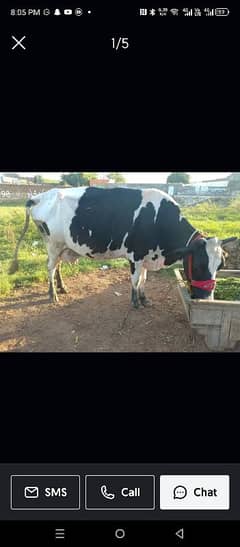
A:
115 528 126 539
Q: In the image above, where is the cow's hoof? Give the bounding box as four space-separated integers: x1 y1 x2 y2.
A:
132 300 140 309
140 296 152 307
49 293 59 304
58 286 68 294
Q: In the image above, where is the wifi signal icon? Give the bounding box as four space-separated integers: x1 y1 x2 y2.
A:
170 8 179 16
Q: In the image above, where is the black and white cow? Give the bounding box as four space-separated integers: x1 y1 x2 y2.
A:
10 186 236 305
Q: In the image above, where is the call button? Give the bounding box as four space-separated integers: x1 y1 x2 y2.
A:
85 475 155 510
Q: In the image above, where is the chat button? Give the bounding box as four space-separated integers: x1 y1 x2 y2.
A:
173 485 188 500
160 475 230 510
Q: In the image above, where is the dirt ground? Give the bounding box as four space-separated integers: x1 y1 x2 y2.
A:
0 268 237 353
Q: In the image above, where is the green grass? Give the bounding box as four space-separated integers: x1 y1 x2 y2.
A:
215 278 240 301
42 178 61 184
0 200 27 208
0 197 239 297
182 198 240 239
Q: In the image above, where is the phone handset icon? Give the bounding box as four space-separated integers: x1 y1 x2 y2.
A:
100 484 116 500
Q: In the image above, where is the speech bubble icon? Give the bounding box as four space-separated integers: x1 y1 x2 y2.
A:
173 485 188 500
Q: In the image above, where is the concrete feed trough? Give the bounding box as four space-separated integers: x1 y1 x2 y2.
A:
174 269 240 351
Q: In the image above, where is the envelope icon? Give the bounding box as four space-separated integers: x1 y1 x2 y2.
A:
24 486 39 499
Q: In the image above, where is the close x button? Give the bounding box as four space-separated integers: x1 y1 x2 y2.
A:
10 475 80 510
85 475 155 510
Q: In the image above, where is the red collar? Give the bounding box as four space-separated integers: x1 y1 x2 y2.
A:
187 232 216 293
191 278 216 291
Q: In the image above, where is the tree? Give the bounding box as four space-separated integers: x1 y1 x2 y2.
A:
82 172 98 182
33 175 43 184
228 173 240 192
61 173 89 187
166 172 190 185
106 172 126 184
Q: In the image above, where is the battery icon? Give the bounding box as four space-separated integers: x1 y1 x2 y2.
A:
215 8 230 16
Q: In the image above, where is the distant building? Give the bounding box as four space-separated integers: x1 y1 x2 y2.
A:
1 174 20 184
194 176 230 187
165 182 230 197
1 174 35 185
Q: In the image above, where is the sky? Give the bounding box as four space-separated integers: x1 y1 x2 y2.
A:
0 172 232 184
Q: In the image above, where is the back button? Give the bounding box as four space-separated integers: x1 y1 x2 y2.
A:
175 528 184 540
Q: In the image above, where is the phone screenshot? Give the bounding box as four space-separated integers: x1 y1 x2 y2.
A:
1 3 239 545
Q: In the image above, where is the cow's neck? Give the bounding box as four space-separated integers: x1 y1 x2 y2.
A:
159 217 199 254
179 217 200 247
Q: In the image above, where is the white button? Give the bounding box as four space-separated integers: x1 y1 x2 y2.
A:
160 475 230 510
115 529 126 539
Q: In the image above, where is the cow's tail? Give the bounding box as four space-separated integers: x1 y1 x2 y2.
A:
9 198 37 274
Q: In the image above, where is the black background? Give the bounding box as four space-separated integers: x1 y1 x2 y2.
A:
1 2 239 470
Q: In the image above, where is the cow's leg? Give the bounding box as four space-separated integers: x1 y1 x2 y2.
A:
129 260 142 309
138 266 151 306
55 262 68 294
47 248 60 304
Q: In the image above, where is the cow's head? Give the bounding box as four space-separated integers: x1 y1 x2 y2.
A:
165 236 237 299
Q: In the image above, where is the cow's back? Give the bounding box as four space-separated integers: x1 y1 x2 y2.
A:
65 186 178 258
29 185 180 260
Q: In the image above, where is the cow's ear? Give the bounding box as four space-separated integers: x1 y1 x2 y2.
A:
221 237 238 246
